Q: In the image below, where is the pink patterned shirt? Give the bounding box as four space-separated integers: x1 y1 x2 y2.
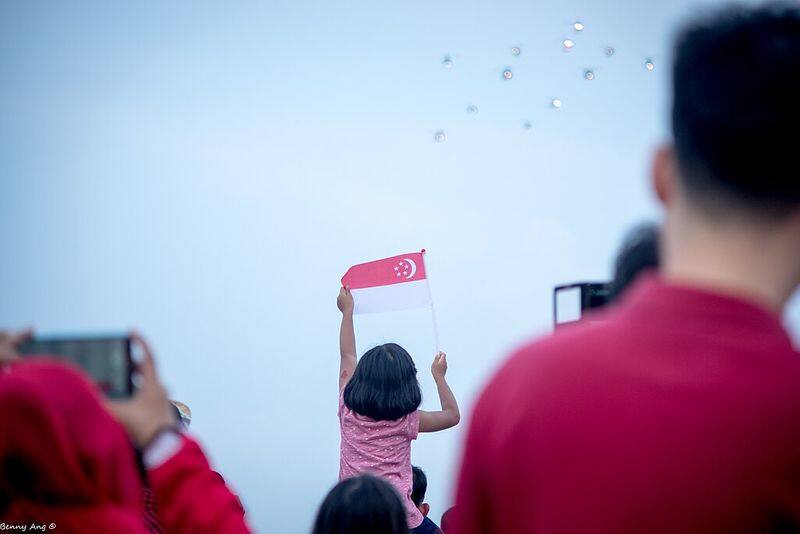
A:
339 390 423 529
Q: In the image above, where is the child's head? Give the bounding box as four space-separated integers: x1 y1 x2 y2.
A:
312 474 408 534
411 465 430 517
343 343 422 421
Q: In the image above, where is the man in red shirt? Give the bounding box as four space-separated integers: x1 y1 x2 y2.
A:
453 4 800 533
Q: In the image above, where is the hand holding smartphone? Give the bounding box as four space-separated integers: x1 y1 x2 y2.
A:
105 333 177 448
13 331 177 448
18 334 134 398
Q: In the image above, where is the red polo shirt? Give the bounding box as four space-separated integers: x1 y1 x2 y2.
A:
453 277 800 533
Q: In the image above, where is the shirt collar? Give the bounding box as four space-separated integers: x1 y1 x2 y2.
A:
617 274 795 351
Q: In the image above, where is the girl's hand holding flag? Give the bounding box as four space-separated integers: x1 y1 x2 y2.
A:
419 351 460 433
337 286 354 315
337 286 357 391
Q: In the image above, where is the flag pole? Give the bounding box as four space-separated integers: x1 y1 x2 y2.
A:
431 302 442 353
422 249 442 353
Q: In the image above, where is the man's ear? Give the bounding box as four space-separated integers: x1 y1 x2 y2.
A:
653 145 678 207
421 503 430 517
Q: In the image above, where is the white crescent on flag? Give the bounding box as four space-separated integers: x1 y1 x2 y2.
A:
404 258 417 279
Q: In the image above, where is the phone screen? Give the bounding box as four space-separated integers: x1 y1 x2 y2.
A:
555 286 582 325
553 282 611 329
18 336 133 398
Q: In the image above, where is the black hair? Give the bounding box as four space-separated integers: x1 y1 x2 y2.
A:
671 2 800 218
312 474 409 534
343 343 422 421
608 223 660 303
411 465 427 506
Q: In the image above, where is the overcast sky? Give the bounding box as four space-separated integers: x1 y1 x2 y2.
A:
1 0 797 531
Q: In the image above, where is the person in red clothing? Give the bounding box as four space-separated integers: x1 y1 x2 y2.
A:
0 332 251 534
454 4 800 533
439 507 455 533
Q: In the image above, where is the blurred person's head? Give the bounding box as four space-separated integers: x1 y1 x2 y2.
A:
411 465 430 516
654 2 800 309
608 223 661 303
0 359 144 530
312 474 409 534
343 343 422 421
440 506 455 532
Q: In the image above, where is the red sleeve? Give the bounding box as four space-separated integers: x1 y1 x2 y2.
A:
452 396 492 534
148 436 251 534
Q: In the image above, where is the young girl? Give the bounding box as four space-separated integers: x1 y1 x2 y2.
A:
336 286 460 532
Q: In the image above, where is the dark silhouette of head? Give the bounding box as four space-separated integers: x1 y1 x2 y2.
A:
312 474 409 534
411 465 430 516
608 223 660 303
670 3 800 219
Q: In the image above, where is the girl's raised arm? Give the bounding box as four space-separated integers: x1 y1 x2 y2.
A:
419 352 461 433
337 286 357 391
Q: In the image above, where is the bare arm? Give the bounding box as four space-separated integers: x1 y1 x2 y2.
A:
419 352 461 433
338 287 357 391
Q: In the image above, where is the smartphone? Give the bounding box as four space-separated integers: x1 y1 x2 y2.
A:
553 282 611 329
18 334 134 398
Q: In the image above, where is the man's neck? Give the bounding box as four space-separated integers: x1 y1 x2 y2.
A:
662 210 800 313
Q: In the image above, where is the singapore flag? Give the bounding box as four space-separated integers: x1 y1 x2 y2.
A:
341 250 431 314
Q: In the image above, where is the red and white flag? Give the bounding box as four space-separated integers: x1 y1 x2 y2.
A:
341 250 431 314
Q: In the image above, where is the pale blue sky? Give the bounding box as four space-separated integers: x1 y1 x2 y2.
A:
1 1 798 531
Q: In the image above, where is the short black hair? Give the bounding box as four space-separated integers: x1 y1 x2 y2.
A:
411 465 427 506
672 3 800 217
343 343 422 421
312 474 409 534
608 223 660 303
